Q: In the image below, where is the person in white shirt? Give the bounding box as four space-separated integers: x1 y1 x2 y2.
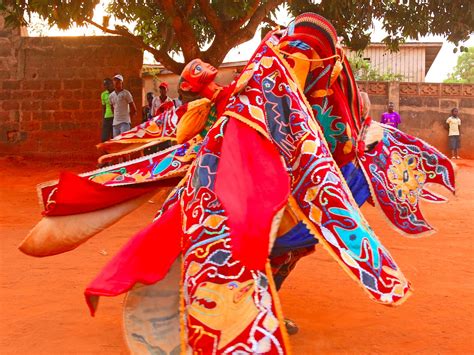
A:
109 74 137 137
446 107 461 159
151 82 173 116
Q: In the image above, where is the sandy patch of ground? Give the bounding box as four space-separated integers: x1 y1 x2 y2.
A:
1 158 472 354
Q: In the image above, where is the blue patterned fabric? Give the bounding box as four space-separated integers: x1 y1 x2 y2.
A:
270 222 318 258
340 162 370 206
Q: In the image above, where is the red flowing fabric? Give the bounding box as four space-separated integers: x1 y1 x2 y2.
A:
215 118 290 270
44 172 158 216
156 100 175 115
84 203 182 315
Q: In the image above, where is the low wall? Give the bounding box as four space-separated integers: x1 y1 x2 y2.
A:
358 82 474 158
0 17 143 161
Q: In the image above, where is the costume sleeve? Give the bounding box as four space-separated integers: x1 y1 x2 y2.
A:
101 92 106 105
396 112 401 125
380 113 386 124
446 117 451 124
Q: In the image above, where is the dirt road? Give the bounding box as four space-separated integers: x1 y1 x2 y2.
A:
1 157 472 354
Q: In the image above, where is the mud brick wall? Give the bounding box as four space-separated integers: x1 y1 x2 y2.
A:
358 82 474 159
0 17 143 161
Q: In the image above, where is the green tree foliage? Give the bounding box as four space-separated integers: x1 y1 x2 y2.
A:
444 47 474 83
2 1 473 74
348 55 404 82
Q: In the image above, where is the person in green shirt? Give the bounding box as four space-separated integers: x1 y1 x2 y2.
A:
101 78 114 142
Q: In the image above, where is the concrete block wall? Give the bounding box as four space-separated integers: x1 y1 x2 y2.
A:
359 82 474 158
0 16 143 161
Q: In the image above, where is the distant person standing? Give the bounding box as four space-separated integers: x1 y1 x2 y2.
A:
109 74 136 137
151 82 173 116
380 102 401 128
142 92 154 123
446 107 461 159
100 78 114 142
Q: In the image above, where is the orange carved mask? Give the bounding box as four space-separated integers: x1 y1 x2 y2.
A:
179 59 218 94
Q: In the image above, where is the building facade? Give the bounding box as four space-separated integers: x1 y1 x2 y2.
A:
344 42 442 82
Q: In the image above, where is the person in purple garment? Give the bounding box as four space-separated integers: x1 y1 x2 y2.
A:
380 102 401 128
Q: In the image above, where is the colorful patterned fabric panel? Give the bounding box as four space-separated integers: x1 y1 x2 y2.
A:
304 50 361 168
359 122 456 235
37 139 201 211
225 44 411 305
306 86 359 168
180 118 289 353
98 106 180 152
335 55 363 132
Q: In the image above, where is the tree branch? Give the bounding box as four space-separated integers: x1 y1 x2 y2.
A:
202 0 284 67
234 0 284 38
263 16 280 29
158 0 200 62
230 0 262 30
85 18 123 36
85 19 183 74
198 0 223 33
183 0 195 17
161 25 175 53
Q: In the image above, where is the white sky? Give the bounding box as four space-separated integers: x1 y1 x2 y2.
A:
30 3 472 82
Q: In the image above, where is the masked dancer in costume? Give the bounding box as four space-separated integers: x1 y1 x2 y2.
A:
20 13 455 354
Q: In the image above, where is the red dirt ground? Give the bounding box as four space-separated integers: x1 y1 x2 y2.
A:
1 157 473 354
